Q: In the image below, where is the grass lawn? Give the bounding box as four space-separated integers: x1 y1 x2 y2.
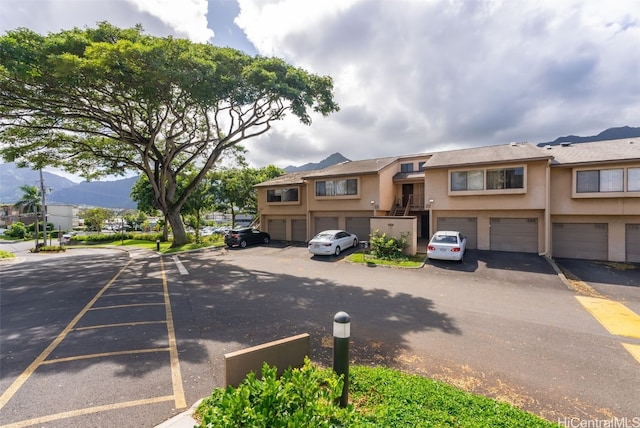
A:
350 365 558 427
110 239 225 253
347 251 426 268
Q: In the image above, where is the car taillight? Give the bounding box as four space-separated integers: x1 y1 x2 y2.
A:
427 245 435 251
451 247 461 252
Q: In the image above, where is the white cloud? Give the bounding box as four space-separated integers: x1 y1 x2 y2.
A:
127 0 214 42
236 0 640 168
2 0 640 171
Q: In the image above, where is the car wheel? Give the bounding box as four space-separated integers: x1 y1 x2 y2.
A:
263 237 270 244
458 252 464 263
334 246 341 256
353 238 358 248
240 240 247 248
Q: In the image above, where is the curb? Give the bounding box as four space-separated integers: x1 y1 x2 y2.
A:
154 399 202 428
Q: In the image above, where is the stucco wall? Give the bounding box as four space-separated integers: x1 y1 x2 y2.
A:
370 216 418 256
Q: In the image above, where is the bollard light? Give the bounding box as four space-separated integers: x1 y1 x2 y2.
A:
156 239 160 251
333 311 350 408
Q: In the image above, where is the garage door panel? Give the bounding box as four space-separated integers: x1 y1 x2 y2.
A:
267 219 286 241
346 217 371 241
314 217 338 235
437 217 477 249
490 218 538 253
553 223 607 260
291 219 307 242
626 224 640 263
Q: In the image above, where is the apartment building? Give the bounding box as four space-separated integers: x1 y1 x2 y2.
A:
255 138 640 262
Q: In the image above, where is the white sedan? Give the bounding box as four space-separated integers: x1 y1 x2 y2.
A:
427 230 467 262
308 230 359 256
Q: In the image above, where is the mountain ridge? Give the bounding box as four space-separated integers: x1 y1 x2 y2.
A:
2 126 638 208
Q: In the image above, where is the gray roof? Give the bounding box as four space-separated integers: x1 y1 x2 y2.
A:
254 171 309 187
255 156 399 187
542 139 640 166
301 156 398 178
424 143 551 169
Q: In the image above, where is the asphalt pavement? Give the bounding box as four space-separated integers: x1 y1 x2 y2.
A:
2 242 639 427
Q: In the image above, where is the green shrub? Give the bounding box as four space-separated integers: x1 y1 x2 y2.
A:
369 230 408 260
195 358 363 427
4 222 28 239
72 232 163 243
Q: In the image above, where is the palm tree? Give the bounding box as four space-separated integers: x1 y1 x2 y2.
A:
13 185 41 215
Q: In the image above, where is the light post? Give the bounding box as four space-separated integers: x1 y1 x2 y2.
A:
333 311 351 408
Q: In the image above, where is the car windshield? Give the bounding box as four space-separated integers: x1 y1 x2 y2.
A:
433 235 458 244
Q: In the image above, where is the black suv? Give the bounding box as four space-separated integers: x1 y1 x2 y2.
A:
224 228 271 248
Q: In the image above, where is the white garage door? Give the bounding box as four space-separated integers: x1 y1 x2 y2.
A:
490 218 538 253
436 217 477 249
291 219 307 242
553 223 608 260
267 219 286 241
626 224 640 263
345 217 371 241
314 217 338 235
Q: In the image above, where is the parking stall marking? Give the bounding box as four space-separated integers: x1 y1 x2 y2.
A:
0 396 174 428
575 296 640 339
0 255 187 427
0 258 133 410
622 343 640 364
172 255 189 275
576 296 640 365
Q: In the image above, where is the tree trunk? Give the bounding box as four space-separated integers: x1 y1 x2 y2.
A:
166 208 189 247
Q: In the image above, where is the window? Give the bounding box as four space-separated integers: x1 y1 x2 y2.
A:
418 161 426 170
451 170 483 191
450 167 524 192
315 179 358 196
486 167 524 190
267 187 299 202
401 163 414 172
627 168 640 192
576 169 623 193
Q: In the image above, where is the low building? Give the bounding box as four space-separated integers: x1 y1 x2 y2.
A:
255 138 640 262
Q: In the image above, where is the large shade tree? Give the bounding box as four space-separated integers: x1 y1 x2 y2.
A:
0 23 338 246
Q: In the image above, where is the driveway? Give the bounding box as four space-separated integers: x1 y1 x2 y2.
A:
1 245 638 426
554 257 640 305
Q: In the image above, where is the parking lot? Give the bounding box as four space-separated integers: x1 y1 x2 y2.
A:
1 242 639 426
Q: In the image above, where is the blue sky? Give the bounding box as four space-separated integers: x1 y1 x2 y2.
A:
2 0 639 175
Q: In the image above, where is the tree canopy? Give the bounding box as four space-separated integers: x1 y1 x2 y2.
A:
0 22 338 245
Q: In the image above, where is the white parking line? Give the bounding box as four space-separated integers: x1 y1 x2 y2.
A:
172 255 189 275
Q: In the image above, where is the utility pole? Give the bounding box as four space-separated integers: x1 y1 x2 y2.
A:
39 169 47 246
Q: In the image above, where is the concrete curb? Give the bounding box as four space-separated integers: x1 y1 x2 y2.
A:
154 399 202 428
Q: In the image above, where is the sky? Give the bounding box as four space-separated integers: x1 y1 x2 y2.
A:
2 0 640 177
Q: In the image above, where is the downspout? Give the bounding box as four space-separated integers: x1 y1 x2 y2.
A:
544 159 552 257
306 180 311 242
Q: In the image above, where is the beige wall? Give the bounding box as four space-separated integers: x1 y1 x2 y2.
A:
257 186 308 217
378 166 399 213
307 174 380 213
425 160 548 211
550 163 640 215
370 216 418 256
